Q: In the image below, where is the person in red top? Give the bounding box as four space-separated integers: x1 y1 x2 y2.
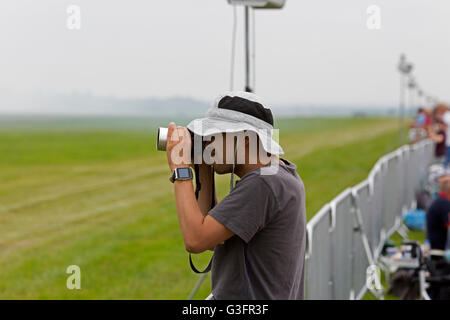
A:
424 109 433 126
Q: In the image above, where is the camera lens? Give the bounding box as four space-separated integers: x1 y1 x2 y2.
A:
156 127 168 151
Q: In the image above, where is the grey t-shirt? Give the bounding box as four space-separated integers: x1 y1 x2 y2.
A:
209 158 306 300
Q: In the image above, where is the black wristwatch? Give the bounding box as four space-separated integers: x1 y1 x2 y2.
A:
170 167 193 183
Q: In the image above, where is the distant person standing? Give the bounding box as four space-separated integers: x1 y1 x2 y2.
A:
415 108 427 127
428 120 447 164
440 104 450 166
410 108 432 143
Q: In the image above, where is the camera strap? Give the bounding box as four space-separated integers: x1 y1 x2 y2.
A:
189 140 238 274
189 164 215 274
189 252 212 274
194 164 201 199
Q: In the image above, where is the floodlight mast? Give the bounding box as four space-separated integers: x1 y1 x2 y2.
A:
408 76 416 117
227 0 286 93
245 5 251 92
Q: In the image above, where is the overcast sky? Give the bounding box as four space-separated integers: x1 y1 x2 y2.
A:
0 0 449 108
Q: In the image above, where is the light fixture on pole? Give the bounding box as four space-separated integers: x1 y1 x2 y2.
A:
228 0 286 9
227 0 286 92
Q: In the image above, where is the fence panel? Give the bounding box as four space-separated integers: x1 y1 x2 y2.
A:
382 154 401 236
303 140 435 300
423 140 434 173
408 145 420 207
304 205 333 299
416 140 432 190
398 147 409 213
192 141 435 300
369 162 384 255
382 155 394 234
402 146 414 210
352 182 372 299
330 189 354 300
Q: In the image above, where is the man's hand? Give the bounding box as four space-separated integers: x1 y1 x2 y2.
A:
166 122 192 172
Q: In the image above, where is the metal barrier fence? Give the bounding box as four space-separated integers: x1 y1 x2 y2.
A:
304 139 435 299
187 139 434 300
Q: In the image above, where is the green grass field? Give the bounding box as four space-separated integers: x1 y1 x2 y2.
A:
0 115 414 299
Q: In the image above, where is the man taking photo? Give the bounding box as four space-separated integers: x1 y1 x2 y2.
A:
165 92 306 300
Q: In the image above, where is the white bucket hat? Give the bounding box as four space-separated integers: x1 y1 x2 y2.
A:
428 164 450 184
187 91 284 155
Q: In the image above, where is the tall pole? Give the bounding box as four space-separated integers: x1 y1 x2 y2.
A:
398 54 412 146
409 84 415 119
244 5 252 92
399 72 405 145
228 1 286 92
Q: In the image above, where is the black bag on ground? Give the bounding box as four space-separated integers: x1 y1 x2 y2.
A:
388 269 420 300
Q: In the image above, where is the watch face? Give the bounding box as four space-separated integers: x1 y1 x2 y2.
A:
177 167 191 179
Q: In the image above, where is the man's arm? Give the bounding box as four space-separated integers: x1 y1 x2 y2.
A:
166 123 234 253
174 179 233 253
